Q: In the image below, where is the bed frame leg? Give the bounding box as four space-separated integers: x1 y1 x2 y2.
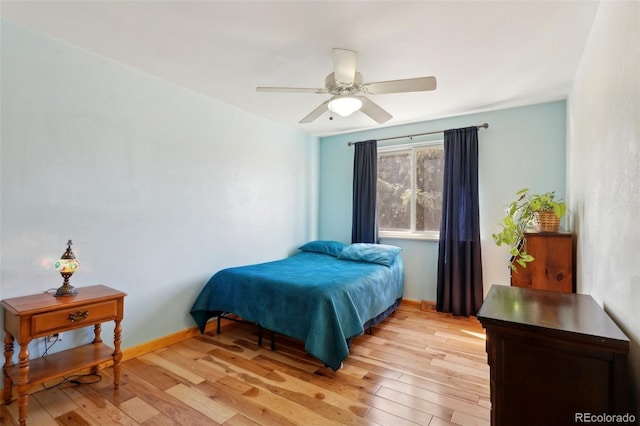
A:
258 326 263 346
270 331 275 351
368 326 373 335
217 316 221 334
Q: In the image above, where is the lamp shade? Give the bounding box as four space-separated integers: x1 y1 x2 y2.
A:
328 96 362 117
55 258 80 274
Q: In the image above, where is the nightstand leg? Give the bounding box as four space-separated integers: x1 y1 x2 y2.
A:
113 318 122 389
92 323 103 344
91 324 104 375
17 342 29 426
3 332 14 405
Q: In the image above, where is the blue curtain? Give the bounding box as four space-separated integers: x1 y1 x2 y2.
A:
352 140 379 243
437 127 483 316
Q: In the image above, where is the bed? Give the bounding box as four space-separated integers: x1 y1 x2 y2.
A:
190 241 404 370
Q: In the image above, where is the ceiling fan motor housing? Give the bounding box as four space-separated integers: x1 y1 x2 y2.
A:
326 72 363 95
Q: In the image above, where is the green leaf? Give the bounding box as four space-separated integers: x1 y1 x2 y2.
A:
521 254 535 262
554 203 567 218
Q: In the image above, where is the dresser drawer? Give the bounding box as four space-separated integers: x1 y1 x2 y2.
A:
32 300 118 336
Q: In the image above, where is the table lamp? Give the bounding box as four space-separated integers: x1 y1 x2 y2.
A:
54 240 80 297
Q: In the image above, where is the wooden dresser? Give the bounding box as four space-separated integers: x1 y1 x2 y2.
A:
478 285 631 426
1 285 126 426
511 231 574 293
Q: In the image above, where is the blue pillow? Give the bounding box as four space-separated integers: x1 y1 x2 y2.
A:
298 240 347 257
338 243 403 266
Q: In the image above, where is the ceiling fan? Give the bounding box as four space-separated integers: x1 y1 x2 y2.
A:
256 48 437 124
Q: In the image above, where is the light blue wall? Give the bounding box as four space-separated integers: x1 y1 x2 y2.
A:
0 21 318 361
319 101 566 301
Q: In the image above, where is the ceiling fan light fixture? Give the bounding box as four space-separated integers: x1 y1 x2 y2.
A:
328 96 362 117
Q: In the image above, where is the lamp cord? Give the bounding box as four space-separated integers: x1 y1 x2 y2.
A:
40 333 104 390
41 373 103 390
42 334 59 357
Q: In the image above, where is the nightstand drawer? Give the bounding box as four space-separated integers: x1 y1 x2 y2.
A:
32 301 117 336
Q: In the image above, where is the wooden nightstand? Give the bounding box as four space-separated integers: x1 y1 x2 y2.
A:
1 285 126 426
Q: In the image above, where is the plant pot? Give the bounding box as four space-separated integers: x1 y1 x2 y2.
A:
533 211 560 232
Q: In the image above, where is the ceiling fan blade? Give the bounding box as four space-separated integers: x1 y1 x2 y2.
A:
256 86 327 94
333 48 357 85
364 76 437 94
359 96 392 124
299 99 331 123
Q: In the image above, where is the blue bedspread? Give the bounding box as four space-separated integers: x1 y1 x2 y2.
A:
190 251 404 370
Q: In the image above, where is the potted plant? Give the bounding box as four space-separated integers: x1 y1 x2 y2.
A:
492 188 567 270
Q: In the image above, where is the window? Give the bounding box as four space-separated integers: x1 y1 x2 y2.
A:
377 143 444 239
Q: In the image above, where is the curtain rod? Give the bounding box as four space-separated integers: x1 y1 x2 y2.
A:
347 123 489 146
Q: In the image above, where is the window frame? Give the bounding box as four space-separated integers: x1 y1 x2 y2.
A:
377 140 444 241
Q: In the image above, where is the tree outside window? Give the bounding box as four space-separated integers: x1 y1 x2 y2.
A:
377 144 444 237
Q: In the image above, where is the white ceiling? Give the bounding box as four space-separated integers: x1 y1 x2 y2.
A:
0 1 600 136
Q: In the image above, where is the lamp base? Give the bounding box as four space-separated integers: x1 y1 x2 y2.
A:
55 283 78 297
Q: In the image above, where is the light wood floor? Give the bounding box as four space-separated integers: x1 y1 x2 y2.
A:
1 304 490 425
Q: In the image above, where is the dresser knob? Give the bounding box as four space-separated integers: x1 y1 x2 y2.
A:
68 311 89 322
